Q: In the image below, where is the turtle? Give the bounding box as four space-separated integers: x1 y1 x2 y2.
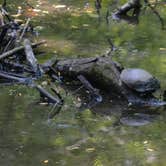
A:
120 68 160 93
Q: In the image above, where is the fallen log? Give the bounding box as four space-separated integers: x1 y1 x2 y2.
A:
53 56 166 106
55 56 124 95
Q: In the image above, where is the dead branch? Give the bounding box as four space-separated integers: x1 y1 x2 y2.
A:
23 38 40 74
19 18 31 42
0 40 46 60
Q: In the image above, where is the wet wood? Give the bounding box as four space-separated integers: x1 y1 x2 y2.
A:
0 40 46 60
23 39 39 73
36 85 62 104
55 56 129 99
0 70 31 84
77 74 102 102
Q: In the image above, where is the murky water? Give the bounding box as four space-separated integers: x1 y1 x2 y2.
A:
0 0 166 165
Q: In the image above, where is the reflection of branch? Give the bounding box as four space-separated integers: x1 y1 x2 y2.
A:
115 0 141 15
107 38 115 52
95 0 102 15
112 0 141 24
2 0 7 8
112 12 140 25
144 0 165 30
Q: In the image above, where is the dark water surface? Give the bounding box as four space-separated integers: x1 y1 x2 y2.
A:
0 0 166 165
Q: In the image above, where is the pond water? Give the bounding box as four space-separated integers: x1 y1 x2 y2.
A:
0 0 166 165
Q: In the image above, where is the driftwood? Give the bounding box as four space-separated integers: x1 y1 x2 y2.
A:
0 70 32 84
113 0 165 28
54 56 131 103
23 38 41 76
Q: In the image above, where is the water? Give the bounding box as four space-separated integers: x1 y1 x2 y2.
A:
0 0 166 165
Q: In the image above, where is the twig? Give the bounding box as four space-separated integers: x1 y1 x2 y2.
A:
3 37 15 52
48 103 62 119
95 0 102 16
51 87 63 103
1 1 11 22
36 85 62 104
2 59 33 73
107 38 115 52
0 70 31 84
19 18 31 42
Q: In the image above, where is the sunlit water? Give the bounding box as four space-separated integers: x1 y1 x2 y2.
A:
0 0 166 165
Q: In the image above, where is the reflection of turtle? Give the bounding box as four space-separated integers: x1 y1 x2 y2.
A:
120 68 160 93
120 113 155 126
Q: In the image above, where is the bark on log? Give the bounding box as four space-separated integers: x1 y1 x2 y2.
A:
55 56 129 98
52 56 166 106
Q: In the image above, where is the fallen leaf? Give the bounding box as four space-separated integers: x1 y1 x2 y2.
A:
66 146 80 151
53 5 67 9
42 11 49 14
85 148 95 152
147 148 154 152
160 48 166 51
43 160 49 164
143 141 148 144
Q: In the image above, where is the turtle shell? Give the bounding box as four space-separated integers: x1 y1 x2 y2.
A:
120 68 160 93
